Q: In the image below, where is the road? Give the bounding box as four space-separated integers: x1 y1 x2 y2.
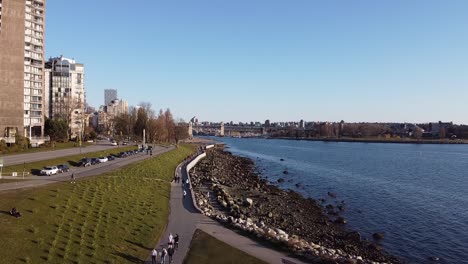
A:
0 145 174 192
1 140 127 166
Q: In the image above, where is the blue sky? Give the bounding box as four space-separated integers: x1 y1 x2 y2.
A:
46 0 468 124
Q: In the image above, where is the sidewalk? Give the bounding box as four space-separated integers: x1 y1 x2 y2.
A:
146 161 307 264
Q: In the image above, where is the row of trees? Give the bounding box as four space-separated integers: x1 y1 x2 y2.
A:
112 103 190 144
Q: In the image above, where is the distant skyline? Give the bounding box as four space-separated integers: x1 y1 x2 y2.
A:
46 0 468 124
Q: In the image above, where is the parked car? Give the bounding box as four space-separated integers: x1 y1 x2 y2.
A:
91 158 100 165
80 158 92 167
98 156 108 163
41 166 59 176
56 164 70 173
110 141 118 146
122 141 128 145
107 155 115 161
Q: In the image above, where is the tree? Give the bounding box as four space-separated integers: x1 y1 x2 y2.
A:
133 107 148 140
45 118 69 142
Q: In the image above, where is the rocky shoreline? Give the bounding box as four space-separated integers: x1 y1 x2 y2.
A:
189 146 401 264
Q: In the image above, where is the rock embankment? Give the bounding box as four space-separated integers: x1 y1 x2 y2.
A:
190 146 400 264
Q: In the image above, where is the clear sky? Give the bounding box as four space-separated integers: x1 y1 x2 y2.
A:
45 0 468 124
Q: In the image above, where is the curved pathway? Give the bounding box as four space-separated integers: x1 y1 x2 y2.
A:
147 161 308 264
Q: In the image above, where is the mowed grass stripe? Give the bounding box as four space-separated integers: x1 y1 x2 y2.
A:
0 144 196 264
1 145 139 175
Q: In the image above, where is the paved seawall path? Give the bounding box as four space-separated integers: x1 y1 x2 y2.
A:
147 156 307 264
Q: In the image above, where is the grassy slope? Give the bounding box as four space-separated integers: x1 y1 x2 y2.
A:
2 145 138 175
0 144 195 264
184 229 268 264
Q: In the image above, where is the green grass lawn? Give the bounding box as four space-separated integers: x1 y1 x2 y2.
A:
183 229 268 264
1 141 92 156
1 146 139 175
0 144 196 264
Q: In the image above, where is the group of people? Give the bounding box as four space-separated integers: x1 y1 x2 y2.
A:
151 233 179 264
9 207 21 218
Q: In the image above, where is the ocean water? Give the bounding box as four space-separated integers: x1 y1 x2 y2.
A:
211 137 468 264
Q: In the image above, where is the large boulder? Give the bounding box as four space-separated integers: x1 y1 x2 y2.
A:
244 198 253 207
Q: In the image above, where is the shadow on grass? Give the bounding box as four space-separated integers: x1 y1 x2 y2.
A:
113 251 143 263
124 239 153 251
31 169 41 175
0 210 12 216
68 160 81 167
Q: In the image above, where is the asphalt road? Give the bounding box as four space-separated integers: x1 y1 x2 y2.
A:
0 145 174 192
1 140 127 166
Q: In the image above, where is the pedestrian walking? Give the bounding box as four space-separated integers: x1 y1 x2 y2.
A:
151 248 158 264
174 234 179 249
161 247 167 264
168 233 173 244
70 173 76 184
168 245 174 263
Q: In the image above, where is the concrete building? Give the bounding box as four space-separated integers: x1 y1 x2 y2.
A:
106 98 128 117
44 56 85 139
104 89 117 106
0 0 46 142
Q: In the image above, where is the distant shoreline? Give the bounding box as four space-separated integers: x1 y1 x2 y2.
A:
269 137 468 144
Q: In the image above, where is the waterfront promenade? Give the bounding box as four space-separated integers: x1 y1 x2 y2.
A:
147 157 307 264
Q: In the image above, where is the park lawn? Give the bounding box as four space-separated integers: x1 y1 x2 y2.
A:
2 141 92 156
1 145 139 175
183 229 268 264
0 144 196 264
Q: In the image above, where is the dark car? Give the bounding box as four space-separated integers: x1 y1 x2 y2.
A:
107 155 115 161
117 152 127 158
80 158 91 167
90 158 100 165
56 164 70 173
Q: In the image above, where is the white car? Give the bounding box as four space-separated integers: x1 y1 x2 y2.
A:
41 166 59 176
98 157 108 163
110 141 117 146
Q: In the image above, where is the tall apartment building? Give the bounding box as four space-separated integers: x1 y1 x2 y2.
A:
104 89 117 106
44 56 85 139
0 0 46 141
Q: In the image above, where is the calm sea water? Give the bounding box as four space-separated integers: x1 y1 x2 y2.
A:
210 137 468 264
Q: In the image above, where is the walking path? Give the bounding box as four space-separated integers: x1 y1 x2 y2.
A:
0 146 173 192
147 160 307 264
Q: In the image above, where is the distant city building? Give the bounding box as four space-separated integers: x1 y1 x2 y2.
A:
104 89 117 106
44 56 85 139
106 98 128 117
0 0 46 140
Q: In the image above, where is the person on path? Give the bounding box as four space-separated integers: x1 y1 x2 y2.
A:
168 245 174 263
168 233 174 244
174 234 179 249
151 248 158 264
161 247 167 264
70 173 76 184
